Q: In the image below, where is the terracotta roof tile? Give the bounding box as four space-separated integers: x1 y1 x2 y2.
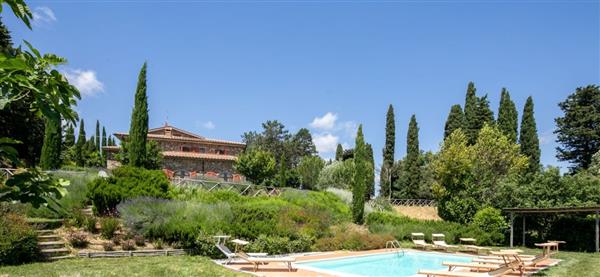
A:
114 132 245 146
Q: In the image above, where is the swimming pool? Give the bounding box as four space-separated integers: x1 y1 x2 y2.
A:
297 251 473 277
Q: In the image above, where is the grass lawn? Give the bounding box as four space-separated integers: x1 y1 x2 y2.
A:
532 251 600 276
0 256 249 277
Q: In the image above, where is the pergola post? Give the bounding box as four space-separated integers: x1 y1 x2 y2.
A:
522 216 526 246
596 211 600 252
510 212 514 248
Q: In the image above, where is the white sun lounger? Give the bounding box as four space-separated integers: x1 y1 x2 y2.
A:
216 244 267 264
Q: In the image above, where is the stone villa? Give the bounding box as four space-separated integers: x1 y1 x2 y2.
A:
104 124 246 181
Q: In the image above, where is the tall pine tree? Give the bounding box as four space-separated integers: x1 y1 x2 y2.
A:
63 124 75 149
128 62 149 167
381 104 395 198
74 119 86 167
555 85 600 171
352 125 368 224
40 114 62 169
0 17 13 55
335 143 344 161
464 82 479 144
497 88 518 142
404 115 421 198
444 104 465 139
520 96 540 173
365 143 375 199
102 127 107 147
476 94 495 129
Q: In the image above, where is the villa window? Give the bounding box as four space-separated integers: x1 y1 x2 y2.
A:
215 149 225 155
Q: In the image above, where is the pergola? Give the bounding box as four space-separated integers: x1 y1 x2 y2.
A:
503 207 600 252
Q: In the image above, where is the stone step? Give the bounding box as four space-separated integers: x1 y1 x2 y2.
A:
38 241 65 249
38 235 62 242
36 229 55 235
41 248 70 257
47 255 75 261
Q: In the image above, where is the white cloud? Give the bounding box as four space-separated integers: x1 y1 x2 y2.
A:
539 130 556 145
313 133 339 154
341 121 358 138
310 112 338 130
63 69 104 97
202 121 216 130
32 6 56 26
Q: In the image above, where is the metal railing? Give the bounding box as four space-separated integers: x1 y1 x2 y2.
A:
389 199 436 207
385 240 404 256
172 177 286 197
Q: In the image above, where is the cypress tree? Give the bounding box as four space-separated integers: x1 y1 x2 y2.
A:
74 119 86 167
102 127 107 147
352 124 367 224
64 124 75 148
0 17 13 54
477 94 495 129
128 62 149 167
404 115 421 198
464 82 479 144
381 104 395 198
40 114 62 169
520 96 541 173
335 143 344 161
444 104 465 139
497 88 518 142
88 136 96 152
365 143 375 199
95 120 101 151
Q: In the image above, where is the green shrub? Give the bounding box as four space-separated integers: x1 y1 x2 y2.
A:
84 216 97 233
174 188 244 204
103 241 115 251
66 231 89 248
118 197 233 242
27 170 96 219
122 239 136 251
366 212 486 245
470 207 508 245
87 166 171 214
245 234 312 255
70 209 87 228
154 239 164 250
134 235 145 246
313 224 393 251
280 190 351 223
231 198 290 239
0 213 40 265
100 217 119 239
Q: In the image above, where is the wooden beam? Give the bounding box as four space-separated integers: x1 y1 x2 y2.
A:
510 212 514 248
504 207 600 214
596 211 600 252
522 216 526 247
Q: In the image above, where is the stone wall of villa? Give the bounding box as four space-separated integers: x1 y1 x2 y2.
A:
155 140 243 156
163 156 235 175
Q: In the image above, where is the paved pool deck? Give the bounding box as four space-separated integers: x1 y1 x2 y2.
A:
219 248 560 277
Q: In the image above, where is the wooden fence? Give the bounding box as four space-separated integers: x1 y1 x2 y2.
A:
77 249 186 258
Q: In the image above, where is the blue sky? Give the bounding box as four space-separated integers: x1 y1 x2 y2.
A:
4 1 599 170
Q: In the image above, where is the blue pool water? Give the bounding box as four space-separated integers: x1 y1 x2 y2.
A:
298 251 472 277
